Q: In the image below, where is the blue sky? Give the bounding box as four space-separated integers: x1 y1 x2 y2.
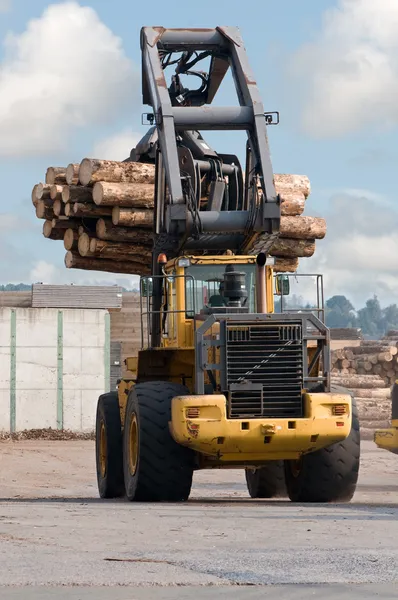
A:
0 0 397 306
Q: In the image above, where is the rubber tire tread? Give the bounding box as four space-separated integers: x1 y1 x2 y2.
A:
95 392 124 499
284 388 360 503
123 382 195 502
245 461 287 498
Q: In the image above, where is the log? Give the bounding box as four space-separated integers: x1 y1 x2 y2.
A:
50 184 63 201
45 167 66 185
64 229 79 251
53 199 65 217
345 344 397 356
352 388 391 399
96 219 153 245
36 201 54 220
42 221 64 240
71 203 113 219
330 375 387 389
78 233 94 257
341 359 350 369
92 182 154 208
78 221 98 235
279 191 306 216
88 238 151 263
66 163 80 185
280 216 326 240
373 364 383 375
274 258 298 273
65 251 150 276
79 159 156 186
35 183 52 201
112 206 154 228
31 184 41 206
269 238 315 258
274 174 311 198
51 219 79 230
62 185 92 204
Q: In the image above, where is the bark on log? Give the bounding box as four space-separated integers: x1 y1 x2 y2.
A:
64 228 79 251
279 192 306 216
345 344 397 356
65 163 80 185
45 167 67 185
88 238 151 263
274 258 299 273
96 219 153 245
50 184 63 201
274 174 311 198
43 220 53 238
65 251 150 276
79 159 156 186
31 184 41 206
71 203 113 218
352 388 391 399
280 216 326 240
112 206 154 228
341 359 350 369
36 201 54 220
62 185 92 204
92 182 155 208
269 238 315 258
35 183 52 201
51 219 80 230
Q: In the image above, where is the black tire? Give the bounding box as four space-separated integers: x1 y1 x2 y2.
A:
245 461 286 498
284 390 360 503
95 392 124 499
123 382 195 502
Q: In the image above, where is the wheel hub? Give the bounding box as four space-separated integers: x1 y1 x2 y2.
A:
99 420 107 478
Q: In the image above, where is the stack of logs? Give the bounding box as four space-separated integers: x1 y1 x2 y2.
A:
331 373 391 439
331 337 398 387
31 159 327 275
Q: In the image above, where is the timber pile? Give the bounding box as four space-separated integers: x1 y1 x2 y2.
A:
331 338 398 387
331 373 391 439
31 159 326 276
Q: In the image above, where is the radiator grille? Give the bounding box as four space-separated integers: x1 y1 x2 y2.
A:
225 322 303 418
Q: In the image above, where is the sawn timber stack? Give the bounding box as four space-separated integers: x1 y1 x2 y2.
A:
31 159 326 275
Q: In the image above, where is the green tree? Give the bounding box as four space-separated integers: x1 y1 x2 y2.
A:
325 295 357 328
357 295 383 336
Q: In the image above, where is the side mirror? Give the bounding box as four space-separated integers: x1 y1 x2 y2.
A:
275 275 290 296
140 277 153 297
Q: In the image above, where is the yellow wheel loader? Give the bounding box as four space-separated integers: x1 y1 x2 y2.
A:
95 26 360 503
374 382 398 455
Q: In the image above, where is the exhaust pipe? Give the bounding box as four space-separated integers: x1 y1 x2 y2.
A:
256 252 267 313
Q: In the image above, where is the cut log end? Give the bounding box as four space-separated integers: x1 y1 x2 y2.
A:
45 167 67 186
66 163 80 186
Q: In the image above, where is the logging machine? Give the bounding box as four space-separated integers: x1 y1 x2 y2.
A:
95 26 360 502
374 382 398 454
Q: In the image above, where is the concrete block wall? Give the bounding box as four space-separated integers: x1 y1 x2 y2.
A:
0 308 110 433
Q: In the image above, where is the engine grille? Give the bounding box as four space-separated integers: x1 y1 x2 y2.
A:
225 322 303 418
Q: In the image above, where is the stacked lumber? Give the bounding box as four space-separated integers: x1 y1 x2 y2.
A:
331 373 391 439
331 339 398 387
31 159 327 276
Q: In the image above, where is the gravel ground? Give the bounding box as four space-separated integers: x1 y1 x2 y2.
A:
0 440 397 598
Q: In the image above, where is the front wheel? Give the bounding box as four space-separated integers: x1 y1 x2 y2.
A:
245 461 286 498
95 392 124 499
123 382 195 502
284 393 360 503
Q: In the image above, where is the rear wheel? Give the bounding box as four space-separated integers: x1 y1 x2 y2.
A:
245 461 286 498
95 392 124 498
123 382 195 502
284 392 360 503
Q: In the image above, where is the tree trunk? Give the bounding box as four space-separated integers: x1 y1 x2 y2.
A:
112 206 154 228
331 375 386 389
42 221 64 240
269 237 315 258
88 238 151 263
35 183 52 201
279 192 306 216
353 388 391 399
62 184 93 204
273 258 298 272
96 219 153 245
92 181 154 208
64 228 79 251
79 159 156 186
36 201 54 220
66 163 80 185
280 216 326 240
71 203 113 218
50 184 63 201
45 167 67 185
51 219 80 230
53 199 65 217
274 174 311 198
65 251 150 275
78 233 94 257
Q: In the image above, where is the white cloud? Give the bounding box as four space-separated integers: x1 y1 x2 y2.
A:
300 190 398 307
291 0 398 137
0 2 137 156
92 129 141 161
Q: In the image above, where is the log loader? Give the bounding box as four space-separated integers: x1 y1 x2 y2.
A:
374 382 398 454
95 26 360 502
